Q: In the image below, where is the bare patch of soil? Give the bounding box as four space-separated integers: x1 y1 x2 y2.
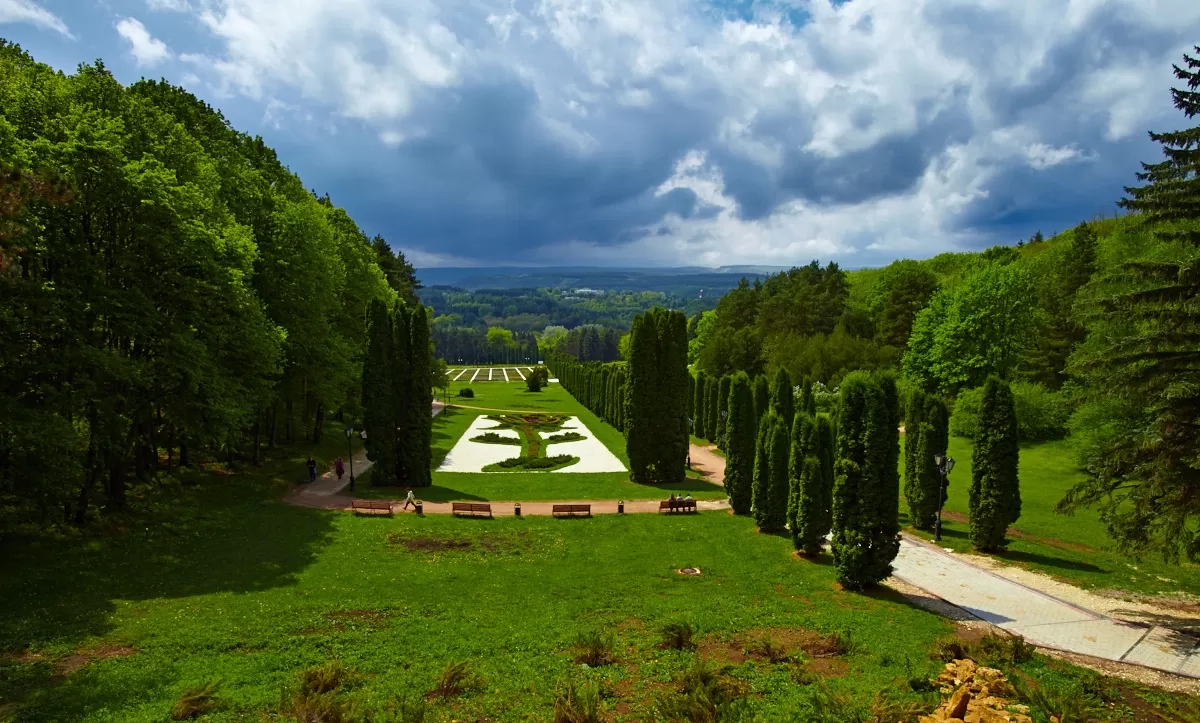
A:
54 645 135 676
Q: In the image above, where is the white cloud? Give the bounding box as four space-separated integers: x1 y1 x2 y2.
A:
165 0 1200 265
116 17 171 66
0 0 72 37
146 0 190 10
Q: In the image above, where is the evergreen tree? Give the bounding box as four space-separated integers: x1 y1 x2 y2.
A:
406 305 433 487
814 415 836 539
693 370 709 439
706 376 720 444
656 308 690 481
716 375 731 448
752 374 770 425
725 372 756 515
766 414 791 531
904 390 949 530
788 413 823 555
388 303 412 486
799 377 816 416
362 300 395 476
626 313 657 481
969 377 1021 551
752 415 775 529
687 373 696 429
831 372 901 589
771 368 794 428
1061 48 1200 561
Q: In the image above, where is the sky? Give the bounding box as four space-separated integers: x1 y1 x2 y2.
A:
1 0 1197 269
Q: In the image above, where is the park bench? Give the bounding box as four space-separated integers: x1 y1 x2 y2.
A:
552 503 591 518
351 499 393 516
452 502 494 518
659 499 697 514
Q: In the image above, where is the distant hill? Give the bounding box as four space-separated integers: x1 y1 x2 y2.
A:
415 266 789 293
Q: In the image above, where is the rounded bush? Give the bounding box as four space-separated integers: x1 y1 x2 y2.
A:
458 387 475 398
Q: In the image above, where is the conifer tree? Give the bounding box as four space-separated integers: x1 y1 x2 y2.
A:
406 305 433 487
752 415 775 529
969 376 1021 551
799 377 816 416
771 368 794 428
625 313 657 481
717 375 731 448
814 415 836 538
656 308 690 481
904 392 948 529
788 413 825 555
1062 48 1200 561
625 308 688 483
687 373 696 427
725 372 756 514
706 376 720 444
752 374 770 424
362 300 395 478
389 303 412 485
831 372 901 589
693 370 709 439
766 415 791 531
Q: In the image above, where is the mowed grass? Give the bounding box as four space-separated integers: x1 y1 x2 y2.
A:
1 491 962 721
361 378 726 502
900 435 1200 598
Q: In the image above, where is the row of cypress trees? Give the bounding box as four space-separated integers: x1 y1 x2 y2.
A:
551 357 628 431
626 308 690 484
361 300 433 487
904 388 950 530
692 371 774 447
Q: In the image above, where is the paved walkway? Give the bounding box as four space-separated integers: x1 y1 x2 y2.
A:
892 534 1200 679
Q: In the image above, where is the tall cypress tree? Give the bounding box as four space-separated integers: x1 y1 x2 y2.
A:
766 415 791 531
905 392 948 530
716 375 731 448
771 368 794 429
969 376 1021 551
752 414 775 529
406 305 433 487
706 376 720 445
831 372 901 589
625 313 657 482
788 413 823 555
687 373 696 429
725 372 756 515
656 308 689 482
752 374 770 425
814 415 836 540
799 377 816 416
693 370 709 440
361 300 395 479
389 303 412 486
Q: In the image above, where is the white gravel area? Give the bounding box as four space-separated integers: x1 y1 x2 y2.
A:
547 417 626 473
437 415 521 472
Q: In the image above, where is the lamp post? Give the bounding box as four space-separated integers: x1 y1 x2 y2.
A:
933 453 955 542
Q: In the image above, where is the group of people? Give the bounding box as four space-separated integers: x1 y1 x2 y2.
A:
667 493 694 504
303 455 417 509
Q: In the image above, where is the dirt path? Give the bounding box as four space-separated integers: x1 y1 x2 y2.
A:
689 443 725 485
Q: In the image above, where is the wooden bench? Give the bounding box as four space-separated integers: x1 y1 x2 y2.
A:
351 499 393 516
452 502 493 518
552 503 591 518
659 499 698 514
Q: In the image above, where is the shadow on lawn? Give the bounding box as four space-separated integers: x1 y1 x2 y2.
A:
0 479 336 652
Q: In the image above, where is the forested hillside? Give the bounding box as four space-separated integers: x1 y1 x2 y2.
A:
0 43 415 530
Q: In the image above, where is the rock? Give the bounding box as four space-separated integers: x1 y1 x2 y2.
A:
946 686 972 719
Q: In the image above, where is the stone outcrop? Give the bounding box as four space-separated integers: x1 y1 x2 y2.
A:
919 659 1033 723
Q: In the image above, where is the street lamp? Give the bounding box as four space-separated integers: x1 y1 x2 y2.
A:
933 453 955 542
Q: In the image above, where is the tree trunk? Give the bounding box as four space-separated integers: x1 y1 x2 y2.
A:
311 402 325 444
269 402 279 448
180 440 189 468
107 456 126 510
286 398 294 442
253 417 262 466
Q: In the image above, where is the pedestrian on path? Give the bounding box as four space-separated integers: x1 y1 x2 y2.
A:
306 457 317 483
403 488 416 510
334 457 345 481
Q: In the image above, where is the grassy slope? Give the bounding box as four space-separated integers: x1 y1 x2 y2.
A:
360 378 726 502
899 435 1200 598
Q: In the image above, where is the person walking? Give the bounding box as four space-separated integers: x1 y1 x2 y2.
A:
306 457 317 483
334 457 345 481
403 488 417 511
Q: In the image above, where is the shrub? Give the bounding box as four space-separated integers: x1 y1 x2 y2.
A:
300 662 354 695
170 682 220 720
546 432 585 443
553 679 603 723
572 631 616 666
458 387 475 398
426 661 481 700
950 381 1069 441
654 658 750 723
527 365 550 392
659 621 697 651
744 635 791 664
470 432 520 445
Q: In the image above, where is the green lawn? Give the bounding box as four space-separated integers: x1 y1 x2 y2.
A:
901 435 1200 598
2 430 1196 721
361 379 727 502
